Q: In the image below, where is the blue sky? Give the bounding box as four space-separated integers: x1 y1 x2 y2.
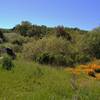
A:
0 0 100 30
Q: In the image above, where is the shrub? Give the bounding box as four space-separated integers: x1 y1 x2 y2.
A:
56 26 72 41
36 52 54 64
5 33 29 45
36 53 74 66
23 34 93 66
54 54 73 66
13 21 47 37
65 56 74 66
75 53 91 64
14 21 32 36
12 44 23 53
23 36 71 59
84 28 100 59
54 54 66 66
2 55 14 70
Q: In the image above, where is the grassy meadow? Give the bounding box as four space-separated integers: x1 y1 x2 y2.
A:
0 55 100 100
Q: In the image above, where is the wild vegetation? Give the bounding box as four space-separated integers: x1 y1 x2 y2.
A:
0 21 100 99
0 21 93 66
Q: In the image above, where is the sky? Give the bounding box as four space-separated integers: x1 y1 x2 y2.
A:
0 0 100 30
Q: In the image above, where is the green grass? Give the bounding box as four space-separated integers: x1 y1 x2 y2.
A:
0 57 100 100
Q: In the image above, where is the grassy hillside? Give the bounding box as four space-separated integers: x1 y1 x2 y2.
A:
0 23 100 99
0 56 100 100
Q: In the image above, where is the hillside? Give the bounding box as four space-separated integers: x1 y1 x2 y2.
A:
0 22 100 99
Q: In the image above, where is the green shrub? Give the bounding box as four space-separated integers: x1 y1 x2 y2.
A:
54 54 65 66
84 28 100 59
56 26 72 41
13 44 23 53
23 36 71 60
65 56 74 66
75 53 91 64
5 33 29 45
36 53 74 66
54 54 71 66
36 52 54 64
2 55 14 70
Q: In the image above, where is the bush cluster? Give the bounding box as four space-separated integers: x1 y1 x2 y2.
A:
23 35 91 66
36 53 73 66
2 21 100 67
2 55 14 70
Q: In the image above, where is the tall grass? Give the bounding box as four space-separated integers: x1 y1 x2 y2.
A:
0 57 100 100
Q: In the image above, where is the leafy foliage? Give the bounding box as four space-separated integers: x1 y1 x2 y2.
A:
13 21 47 37
84 27 100 59
2 55 14 70
2 21 100 67
56 26 72 41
